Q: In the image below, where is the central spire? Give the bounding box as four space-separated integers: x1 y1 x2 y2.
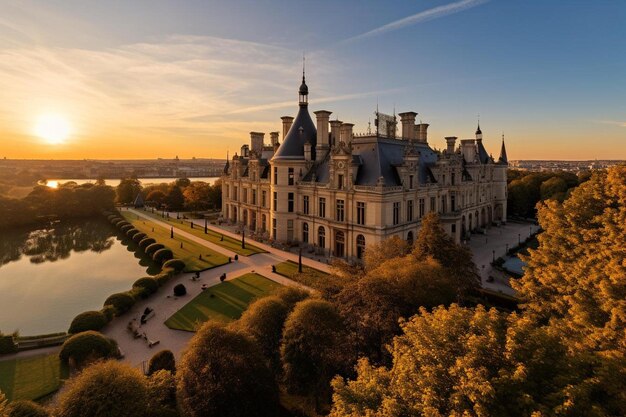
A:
299 54 308 106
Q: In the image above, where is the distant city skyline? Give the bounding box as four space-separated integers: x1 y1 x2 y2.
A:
0 0 625 160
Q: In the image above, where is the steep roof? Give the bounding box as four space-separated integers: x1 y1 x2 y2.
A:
499 138 508 164
273 105 317 160
476 140 490 164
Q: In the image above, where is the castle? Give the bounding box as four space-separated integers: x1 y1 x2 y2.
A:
221 72 508 260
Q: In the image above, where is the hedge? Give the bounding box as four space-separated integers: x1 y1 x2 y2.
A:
139 237 157 250
101 305 116 322
0 334 17 354
147 349 176 375
173 284 187 296
126 228 140 238
120 224 134 233
145 243 165 256
133 277 159 297
153 248 174 264
132 232 147 243
59 331 118 368
6 400 50 417
103 292 136 315
154 271 173 287
68 310 108 334
162 259 185 272
115 220 130 228
107 214 119 222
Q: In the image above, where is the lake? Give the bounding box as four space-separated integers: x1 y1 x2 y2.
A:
44 177 220 188
0 218 159 336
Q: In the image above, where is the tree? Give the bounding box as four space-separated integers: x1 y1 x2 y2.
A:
59 331 118 369
177 322 279 417
56 361 149 417
175 178 191 188
147 370 177 412
363 235 409 272
5 400 49 417
235 295 290 375
0 390 6 417
116 178 142 204
412 213 479 300
183 182 212 211
281 299 349 411
146 190 167 206
148 350 176 375
539 176 568 201
165 185 185 211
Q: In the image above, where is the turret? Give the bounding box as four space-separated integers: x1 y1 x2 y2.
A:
499 134 508 164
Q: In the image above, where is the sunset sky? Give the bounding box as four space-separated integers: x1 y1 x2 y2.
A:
0 0 624 160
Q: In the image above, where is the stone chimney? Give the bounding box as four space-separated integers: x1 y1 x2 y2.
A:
250 132 264 155
461 139 476 162
240 144 250 158
340 123 354 144
330 120 342 147
304 141 312 161
416 123 429 143
314 110 331 146
398 112 417 141
281 116 294 139
270 131 279 147
445 136 457 154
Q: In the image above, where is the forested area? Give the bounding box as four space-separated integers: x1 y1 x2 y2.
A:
116 177 222 211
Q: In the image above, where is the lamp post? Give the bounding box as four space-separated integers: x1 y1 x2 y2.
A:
298 248 303 273
170 227 174 239
204 218 208 234
242 230 245 249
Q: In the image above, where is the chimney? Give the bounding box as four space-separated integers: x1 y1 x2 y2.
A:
314 110 332 147
270 131 279 147
340 123 354 144
330 120 342 147
281 116 294 139
398 112 417 141
417 123 429 143
445 136 457 154
304 141 312 161
461 139 476 162
250 132 264 155
240 144 250 158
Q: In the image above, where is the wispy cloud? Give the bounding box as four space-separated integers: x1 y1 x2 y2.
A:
595 120 626 127
342 0 489 44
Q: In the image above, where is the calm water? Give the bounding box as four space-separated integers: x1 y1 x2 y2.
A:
44 177 220 188
0 219 159 336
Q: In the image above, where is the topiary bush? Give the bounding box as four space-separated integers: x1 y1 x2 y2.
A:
145 243 165 256
101 305 116 322
116 220 130 228
147 350 176 375
126 228 140 238
133 277 159 297
120 224 134 233
103 292 136 315
139 237 157 250
162 259 185 272
154 272 173 287
69 311 108 334
173 284 187 297
132 232 147 243
59 331 118 368
6 400 50 417
153 248 174 264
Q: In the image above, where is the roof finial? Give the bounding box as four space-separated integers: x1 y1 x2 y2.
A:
302 52 306 82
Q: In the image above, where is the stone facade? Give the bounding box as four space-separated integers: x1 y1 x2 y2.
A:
221 75 508 261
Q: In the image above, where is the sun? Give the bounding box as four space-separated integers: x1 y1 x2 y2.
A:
34 114 71 145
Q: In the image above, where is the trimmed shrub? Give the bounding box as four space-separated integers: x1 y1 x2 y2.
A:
162 259 185 272
59 331 118 368
101 305 116 322
104 292 136 315
139 237 157 250
153 248 174 264
173 284 187 297
120 224 134 233
68 311 108 334
126 228 140 238
147 350 176 375
6 400 50 417
132 232 147 243
145 243 165 256
107 214 119 222
116 220 130 228
154 272 172 287
133 277 159 297
0 335 17 354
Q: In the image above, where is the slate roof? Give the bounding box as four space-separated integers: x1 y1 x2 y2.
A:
273 105 317 161
476 140 490 164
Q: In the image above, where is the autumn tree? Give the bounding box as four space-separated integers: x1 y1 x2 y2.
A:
165 185 185 211
183 182 212 211
145 190 167 206
116 177 142 204
363 235 409 271
539 176 568 201
56 361 149 417
177 322 279 417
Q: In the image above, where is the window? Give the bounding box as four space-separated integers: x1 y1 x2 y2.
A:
242 188 247 203
407 200 414 222
288 192 294 213
419 198 425 218
272 218 277 239
303 196 309 215
393 202 400 225
335 231 345 257
430 196 436 212
441 196 447 213
442 174 446 185
288 168 294 185
273 192 277 211
302 222 309 243
318 226 326 248
261 215 266 232
262 191 266 207
319 197 326 218
252 190 256 205
451 172 455 185
451 224 456 234
451 194 456 211
356 235 365 259
409 175 414 189
338 174 344 190
336 199 345 222
356 202 365 225
287 219 294 241
233 186 238 201
407 231 414 246
273 167 278 185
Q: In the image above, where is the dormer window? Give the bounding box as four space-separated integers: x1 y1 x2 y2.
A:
338 174 344 190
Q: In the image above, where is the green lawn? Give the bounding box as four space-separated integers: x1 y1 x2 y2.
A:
0 353 67 401
274 260 329 280
165 273 283 332
121 212 230 272
138 210 266 256
273 260 342 292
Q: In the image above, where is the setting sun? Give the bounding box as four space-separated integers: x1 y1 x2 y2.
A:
34 114 71 145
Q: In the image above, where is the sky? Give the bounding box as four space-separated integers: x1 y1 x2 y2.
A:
0 0 624 160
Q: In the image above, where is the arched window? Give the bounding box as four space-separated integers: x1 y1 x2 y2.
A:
318 226 325 248
302 222 309 243
356 234 365 259
335 230 345 257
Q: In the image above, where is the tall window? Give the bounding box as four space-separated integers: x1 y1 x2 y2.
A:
441 196 447 213
319 197 326 218
338 174 344 190
261 191 266 207
451 194 456 212
273 192 277 211
356 234 365 259
356 202 365 225
430 196 436 212
407 200 414 222
302 222 309 243
233 186 238 201
419 198 425 218
303 195 309 214
451 172 456 185
242 188 247 203
261 215 266 231
273 167 278 185
287 219 294 241
272 218 277 238
409 175 414 189
225 185 229 199
288 192 294 213
288 168 294 185
318 226 326 248
393 202 400 225
336 199 345 222
252 190 256 205
335 231 345 257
